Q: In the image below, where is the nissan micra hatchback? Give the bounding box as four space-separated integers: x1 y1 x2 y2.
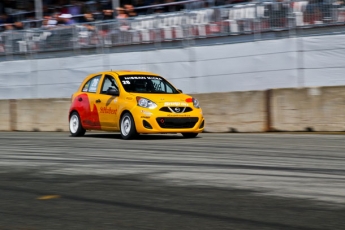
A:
69 70 205 139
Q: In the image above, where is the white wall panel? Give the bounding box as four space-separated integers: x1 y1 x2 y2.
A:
303 49 345 69
108 52 142 66
302 34 345 51
0 72 31 87
0 86 33 99
196 70 299 93
194 39 297 61
145 62 192 80
144 49 191 63
1 34 345 99
303 68 345 87
0 60 32 74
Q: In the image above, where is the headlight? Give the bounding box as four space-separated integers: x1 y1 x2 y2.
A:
193 98 200 108
186 97 200 108
136 97 157 109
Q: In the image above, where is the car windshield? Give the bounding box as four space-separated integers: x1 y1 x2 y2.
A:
119 75 179 94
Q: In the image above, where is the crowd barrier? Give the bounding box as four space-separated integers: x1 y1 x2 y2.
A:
1 85 345 132
1 0 345 55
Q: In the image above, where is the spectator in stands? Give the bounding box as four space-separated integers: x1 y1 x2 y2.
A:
42 12 59 28
68 0 82 16
132 0 147 15
58 13 76 25
0 13 14 31
304 0 323 24
124 4 137 17
115 7 127 19
12 21 24 30
81 11 96 23
102 9 114 20
266 0 289 28
163 0 180 13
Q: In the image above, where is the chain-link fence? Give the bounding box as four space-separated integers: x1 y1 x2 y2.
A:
1 0 345 56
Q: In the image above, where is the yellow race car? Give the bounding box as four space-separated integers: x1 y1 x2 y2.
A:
69 70 205 139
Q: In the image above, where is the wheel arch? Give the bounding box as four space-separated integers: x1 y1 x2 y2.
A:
69 109 78 118
119 109 131 120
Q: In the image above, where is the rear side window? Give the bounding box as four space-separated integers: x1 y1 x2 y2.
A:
82 75 101 93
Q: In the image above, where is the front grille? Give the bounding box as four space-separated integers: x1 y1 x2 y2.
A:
156 117 199 129
159 107 193 113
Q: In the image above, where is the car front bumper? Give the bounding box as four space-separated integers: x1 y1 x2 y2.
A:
132 107 205 133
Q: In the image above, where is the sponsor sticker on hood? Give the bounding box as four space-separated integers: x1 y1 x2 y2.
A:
164 102 189 107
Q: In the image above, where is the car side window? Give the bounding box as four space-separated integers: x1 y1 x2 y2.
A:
82 75 101 93
101 75 119 94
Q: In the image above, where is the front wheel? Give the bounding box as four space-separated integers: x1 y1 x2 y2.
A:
181 133 198 138
69 112 86 137
120 112 138 140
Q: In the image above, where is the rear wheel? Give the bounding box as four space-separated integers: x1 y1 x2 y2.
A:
120 112 138 140
69 112 86 137
182 133 198 138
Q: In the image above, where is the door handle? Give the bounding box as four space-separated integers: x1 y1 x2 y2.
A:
96 99 101 103
78 97 82 102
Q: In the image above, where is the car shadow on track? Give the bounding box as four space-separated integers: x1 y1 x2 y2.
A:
82 133 200 140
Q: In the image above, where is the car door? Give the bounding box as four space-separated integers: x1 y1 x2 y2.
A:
79 74 102 130
95 74 120 130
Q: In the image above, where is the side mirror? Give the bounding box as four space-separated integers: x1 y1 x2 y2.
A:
107 88 119 96
178 89 183 93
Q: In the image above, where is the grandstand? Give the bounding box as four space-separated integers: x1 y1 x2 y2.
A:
0 0 345 58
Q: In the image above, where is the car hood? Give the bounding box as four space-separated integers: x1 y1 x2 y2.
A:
129 93 192 106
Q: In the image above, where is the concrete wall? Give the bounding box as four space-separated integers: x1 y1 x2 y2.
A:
11 99 71 132
272 87 345 132
192 91 266 132
1 85 345 133
0 100 10 131
2 34 345 99
1 91 266 132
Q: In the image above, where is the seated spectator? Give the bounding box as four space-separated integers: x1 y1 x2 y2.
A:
132 0 147 15
81 12 96 23
266 0 289 28
12 21 24 30
103 9 114 20
42 17 58 28
0 13 14 25
116 7 128 19
0 13 14 31
68 0 82 16
304 0 323 24
124 4 137 17
58 13 76 25
80 11 96 31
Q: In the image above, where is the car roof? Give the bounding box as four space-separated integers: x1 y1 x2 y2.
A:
110 70 160 76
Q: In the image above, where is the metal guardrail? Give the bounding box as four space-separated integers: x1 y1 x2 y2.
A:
1 0 345 56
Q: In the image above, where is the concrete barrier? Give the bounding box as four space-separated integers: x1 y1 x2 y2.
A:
15 99 71 132
1 86 345 133
192 91 266 132
0 100 10 131
271 86 345 132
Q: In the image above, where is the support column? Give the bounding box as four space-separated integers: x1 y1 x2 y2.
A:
112 0 120 9
35 0 43 20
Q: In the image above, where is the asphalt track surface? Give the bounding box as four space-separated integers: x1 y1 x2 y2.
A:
0 132 344 230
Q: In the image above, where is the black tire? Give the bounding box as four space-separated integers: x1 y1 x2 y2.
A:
182 133 198 138
69 112 86 137
120 112 138 140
